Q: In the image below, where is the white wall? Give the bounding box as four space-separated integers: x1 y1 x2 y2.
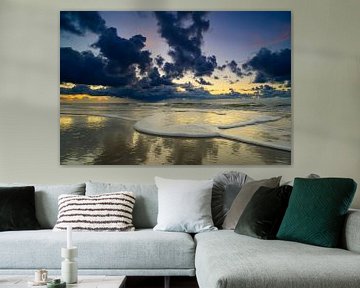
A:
0 0 359 208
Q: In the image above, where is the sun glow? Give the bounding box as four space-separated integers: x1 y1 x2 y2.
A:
60 82 76 89
176 86 187 93
89 85 108 90
60 94 112 102
172 73 270 96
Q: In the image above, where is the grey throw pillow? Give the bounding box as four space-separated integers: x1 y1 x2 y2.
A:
154 177 217 233
234 185 293 239
212 171 251 228
222 177 281 230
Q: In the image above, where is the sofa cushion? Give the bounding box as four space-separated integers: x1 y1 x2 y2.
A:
154 177 216 233
277 178 357 247
86 182 157 229
0 183 85 228
0 186 40 231
222 177 281 229
53 192 136 232
342 209 360 253
234 185 292 239
212 171 251 228
195 230 360 288
0 229 195 271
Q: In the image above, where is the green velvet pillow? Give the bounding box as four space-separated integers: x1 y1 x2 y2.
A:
235 185 292 240
0 186 41 231
277 178 357 247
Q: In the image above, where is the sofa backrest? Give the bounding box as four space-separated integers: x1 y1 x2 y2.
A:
86 181 158 229
0 183 86 228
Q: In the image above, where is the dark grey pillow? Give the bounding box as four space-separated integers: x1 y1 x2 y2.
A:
212 171 251 228
0 186 41 231
0 183 86 228
223 176 282 230
235 185 293 239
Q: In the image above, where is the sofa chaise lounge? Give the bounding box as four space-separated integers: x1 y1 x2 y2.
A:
0 181 359 288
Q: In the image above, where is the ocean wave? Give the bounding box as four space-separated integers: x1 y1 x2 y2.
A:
218 132 291 151
133 113 290 151
133 114 219 137
218 116 282 129
173 109 227 115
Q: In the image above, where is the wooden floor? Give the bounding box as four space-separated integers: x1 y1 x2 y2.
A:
126 276 199 288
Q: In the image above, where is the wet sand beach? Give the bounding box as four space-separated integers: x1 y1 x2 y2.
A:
60 99 291 165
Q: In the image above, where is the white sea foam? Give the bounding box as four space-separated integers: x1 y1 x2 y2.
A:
218 132 291 151
99 114 137 121
133 112 290 151
133 114 219 137
218 116 282 129
173 109 227 115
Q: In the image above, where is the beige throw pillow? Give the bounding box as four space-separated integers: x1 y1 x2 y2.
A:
222 177 281 230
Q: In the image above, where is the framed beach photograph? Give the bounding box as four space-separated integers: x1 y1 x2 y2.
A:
60 11 291 165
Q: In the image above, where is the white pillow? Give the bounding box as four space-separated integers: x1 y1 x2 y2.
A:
154 177 217 233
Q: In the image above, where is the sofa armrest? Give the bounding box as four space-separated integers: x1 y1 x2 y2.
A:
342 209 360 253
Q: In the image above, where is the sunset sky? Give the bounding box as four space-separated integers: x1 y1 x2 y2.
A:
60 11 291 102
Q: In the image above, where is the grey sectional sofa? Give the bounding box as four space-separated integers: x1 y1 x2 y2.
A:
0 181 359 288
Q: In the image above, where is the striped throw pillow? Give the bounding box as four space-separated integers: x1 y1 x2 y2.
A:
53 192 136 231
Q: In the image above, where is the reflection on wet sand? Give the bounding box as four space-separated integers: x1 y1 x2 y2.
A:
86 116 107 128
60 114 290 165
60 116 73 130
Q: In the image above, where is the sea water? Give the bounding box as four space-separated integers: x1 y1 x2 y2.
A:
60 97 291 165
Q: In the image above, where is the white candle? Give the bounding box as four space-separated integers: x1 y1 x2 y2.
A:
67 225 72 249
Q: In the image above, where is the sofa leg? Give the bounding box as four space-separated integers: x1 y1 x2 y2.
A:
164 276 170 288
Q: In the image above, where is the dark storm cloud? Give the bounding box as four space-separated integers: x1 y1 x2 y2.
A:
195 78 213 86
217 64 227 71
179 82 196 91
155 55 165 67
228 60 243 77
216 61 251 78
163 62 183 79
92 28 152 75
154 12 217 78
60 12 106 35
60 47 133 86
228 88 242 97
138 67 173 88
61 13 155 88
228 79 240 85
252 84 291 98
194 55 217 77
61 82 214 102
61 82 288 101
243 48 291 83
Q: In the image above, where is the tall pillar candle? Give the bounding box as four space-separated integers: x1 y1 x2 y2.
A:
67 225 72 249
62 225 77 284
